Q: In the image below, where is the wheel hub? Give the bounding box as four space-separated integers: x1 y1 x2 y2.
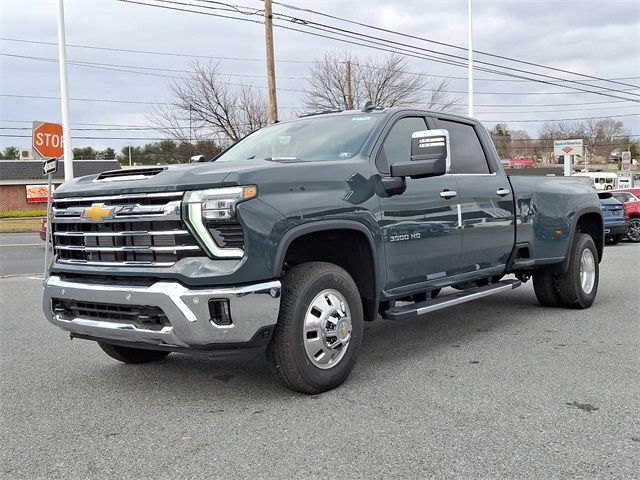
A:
579 248 596 295
303 289 352 369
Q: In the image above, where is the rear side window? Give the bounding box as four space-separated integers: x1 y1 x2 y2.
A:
434 119 490 174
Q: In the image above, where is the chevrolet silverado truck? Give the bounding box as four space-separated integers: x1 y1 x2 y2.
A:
43 107 604 394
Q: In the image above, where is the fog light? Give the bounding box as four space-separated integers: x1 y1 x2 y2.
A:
209 299 232 325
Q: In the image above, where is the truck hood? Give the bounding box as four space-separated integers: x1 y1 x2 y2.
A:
53 160 280 198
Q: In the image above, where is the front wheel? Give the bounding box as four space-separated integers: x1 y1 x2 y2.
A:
266 262 363 394
626 218 640 243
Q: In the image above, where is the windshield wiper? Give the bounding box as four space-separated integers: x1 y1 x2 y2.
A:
264 157 303 163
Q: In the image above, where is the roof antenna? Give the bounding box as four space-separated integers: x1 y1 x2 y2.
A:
361 100 374 112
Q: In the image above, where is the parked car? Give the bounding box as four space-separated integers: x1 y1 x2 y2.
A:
599 192 629 245
42 107 603 394
509 158 535 169
610 189 640 242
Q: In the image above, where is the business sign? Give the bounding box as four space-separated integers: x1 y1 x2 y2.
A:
32 121 63 159
553 139 583 157
26 184 55 203
43 158 58 176
621 151 631 171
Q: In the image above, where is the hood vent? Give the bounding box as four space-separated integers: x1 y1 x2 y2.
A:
95 167 166 182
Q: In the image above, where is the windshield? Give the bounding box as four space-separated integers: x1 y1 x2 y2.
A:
215 114 380 162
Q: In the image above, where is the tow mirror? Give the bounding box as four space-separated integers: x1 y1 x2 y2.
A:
390 129 450 179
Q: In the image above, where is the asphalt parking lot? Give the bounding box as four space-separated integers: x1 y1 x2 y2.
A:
1 239 638 479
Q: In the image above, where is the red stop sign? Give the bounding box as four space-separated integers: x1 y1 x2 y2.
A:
32 122 63 158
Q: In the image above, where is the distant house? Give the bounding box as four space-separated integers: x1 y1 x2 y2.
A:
0 160 121 212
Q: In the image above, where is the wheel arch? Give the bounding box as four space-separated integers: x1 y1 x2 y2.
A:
273 220 381 321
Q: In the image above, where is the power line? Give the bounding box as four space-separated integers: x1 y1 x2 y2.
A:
9 52 640 98
118 0 640 103
4 36 638 85
268 0 640 90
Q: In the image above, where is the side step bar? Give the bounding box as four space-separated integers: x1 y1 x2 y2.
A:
382 279 521 321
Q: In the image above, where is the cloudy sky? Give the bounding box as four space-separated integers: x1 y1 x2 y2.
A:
1 0 639 152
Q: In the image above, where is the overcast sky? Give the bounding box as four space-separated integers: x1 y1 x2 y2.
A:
1 0 639 152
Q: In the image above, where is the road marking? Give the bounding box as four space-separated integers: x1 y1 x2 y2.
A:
0 243 42 247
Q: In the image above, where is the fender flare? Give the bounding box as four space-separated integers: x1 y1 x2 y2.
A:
271 219 382 292
559 206 604 272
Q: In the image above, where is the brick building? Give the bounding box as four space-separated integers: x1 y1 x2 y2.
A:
0 160 121 211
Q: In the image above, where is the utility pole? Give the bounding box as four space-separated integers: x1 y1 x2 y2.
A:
467 0 474 117
57 0 74 180
128 145 132 167
264 0 278 123
345 60 354 110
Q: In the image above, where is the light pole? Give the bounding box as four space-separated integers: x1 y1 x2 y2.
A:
467 0 474 117
57 0 74 180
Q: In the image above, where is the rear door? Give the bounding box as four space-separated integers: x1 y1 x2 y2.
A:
375 115 461 295
431 117 515 275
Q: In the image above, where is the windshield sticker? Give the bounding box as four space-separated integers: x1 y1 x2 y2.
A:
351 116 372 121
339 152 351 158
279 136 291 145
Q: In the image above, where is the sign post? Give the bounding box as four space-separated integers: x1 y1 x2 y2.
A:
553 139 584 176
42 158 58 276
621 151 631 172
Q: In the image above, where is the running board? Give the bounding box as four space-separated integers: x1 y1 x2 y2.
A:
382 280 521 321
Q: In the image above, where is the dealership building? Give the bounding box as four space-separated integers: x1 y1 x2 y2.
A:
0 160 121 212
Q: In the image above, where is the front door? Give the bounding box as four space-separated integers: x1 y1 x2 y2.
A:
376 116 462 296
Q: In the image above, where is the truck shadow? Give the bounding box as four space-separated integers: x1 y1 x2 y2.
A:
84 288 545 400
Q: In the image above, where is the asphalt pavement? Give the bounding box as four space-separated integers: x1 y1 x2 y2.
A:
0 233 45 276
1 243 639 479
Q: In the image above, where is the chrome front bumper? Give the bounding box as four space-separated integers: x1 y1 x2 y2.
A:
42 275 281 349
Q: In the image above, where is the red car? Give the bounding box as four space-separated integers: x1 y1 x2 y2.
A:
509 158 535 169
610 189 640 242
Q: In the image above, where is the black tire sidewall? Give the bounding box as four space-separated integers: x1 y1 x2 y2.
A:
560 233 599 308
282 266 363 390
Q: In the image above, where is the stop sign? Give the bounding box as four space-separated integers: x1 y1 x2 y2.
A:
32 122 64 158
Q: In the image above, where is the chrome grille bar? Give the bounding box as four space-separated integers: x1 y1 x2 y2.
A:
51 191 204 267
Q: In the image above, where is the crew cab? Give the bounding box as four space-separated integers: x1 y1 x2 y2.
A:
43 107 604 393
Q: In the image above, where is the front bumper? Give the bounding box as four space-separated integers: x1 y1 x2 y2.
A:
42 275 281 349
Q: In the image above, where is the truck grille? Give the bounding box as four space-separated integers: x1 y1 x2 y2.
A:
51 192 204 267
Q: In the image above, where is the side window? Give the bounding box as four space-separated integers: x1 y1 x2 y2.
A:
377 117 427 173
434 119 490 174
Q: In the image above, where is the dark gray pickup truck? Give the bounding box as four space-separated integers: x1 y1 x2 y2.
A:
43 107 603 393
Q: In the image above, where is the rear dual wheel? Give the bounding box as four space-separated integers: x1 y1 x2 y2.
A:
533 233 598 309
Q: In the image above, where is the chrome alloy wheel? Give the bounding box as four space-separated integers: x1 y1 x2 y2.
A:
303 289 352 369
579 248 596 295
627 219 640 242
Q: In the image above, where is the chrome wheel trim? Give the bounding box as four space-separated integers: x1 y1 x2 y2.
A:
627 219 640 242
579 248 596 295
303 289 352 370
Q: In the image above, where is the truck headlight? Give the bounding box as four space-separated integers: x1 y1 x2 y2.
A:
183 186 257 258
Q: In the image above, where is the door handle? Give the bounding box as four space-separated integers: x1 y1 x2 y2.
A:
440 190 458 199
496 188 510 197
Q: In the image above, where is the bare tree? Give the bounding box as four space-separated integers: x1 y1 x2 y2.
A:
303 52 461 112
149 61 269 144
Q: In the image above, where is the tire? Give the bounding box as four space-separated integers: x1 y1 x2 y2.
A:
626 218 640 243
555 233 599 309
98 342 170 364
266 262 363 394
605 234 623 246
605 185 613 190
533 272 562 307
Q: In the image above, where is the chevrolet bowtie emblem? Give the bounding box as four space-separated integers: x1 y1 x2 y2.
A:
82 203 114 222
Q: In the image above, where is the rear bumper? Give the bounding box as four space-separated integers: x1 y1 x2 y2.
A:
604 222 629 236
42 275 281 349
